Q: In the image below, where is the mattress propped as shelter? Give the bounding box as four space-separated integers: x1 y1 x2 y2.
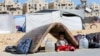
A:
18 23 78 53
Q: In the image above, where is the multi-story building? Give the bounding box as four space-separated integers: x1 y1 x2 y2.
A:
49 0 74 10
23 2 33 14
0 3 5 12
23 0 48 14
85 11 99 17
85 3 100 17
0 0 22 16
90 3 100 10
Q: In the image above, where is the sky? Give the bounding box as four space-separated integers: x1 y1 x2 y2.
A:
0 0 100 6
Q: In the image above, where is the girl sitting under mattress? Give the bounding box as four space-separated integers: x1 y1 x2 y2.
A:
56 32 76 52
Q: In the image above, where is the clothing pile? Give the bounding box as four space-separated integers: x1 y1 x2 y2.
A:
86 32 100 48
5 38 32 54
75 32 100 48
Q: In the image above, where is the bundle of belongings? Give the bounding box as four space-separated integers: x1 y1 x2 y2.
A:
75 32 100 48
5 33 76 54
86 32 100 48
5 38 32 54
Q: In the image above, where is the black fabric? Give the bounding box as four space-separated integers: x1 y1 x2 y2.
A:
5 46 16 53
94 16 99 21
89 42 100 48
18 26 23 32
74 34 83 43
86 32 100 48
16 38 32 54
95 32 100 43
86 33 96 40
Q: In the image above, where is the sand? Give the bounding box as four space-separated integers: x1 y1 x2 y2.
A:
0 33 25 51
0 23 100 54
71 23 100 35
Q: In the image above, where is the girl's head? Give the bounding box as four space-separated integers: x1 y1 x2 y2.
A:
59 32 65 40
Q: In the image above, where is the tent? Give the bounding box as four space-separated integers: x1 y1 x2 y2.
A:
19 23 78 53
25 10 83 32
0 14 15 34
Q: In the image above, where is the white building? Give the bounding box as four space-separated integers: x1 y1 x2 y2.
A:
23 0 48 14
49 0 75 10
0 0 23 16
85 3 100 17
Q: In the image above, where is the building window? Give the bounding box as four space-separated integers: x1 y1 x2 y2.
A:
7 8 10 10
39 4 41 7
56 4 58 6
35 8 37 10
18 12 20 14
96 13 98 15
95 6 98 8
70 7 73 9
35 4 37 7
3 5 5 7
45 4 47 6
17 5 19 6
29 8 30 10
29 4 31 7
43 7 45 10
12 12 13 14
62 4 65 6
29 5 31 10
69 4 71 6
0 8 1 11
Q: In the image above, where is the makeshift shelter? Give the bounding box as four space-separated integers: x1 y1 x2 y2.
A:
0 14 15 34
25 9 84 32
19 23 78 53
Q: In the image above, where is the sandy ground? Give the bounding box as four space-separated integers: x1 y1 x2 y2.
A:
0 33 25 51
0 23 100 56
71 23 100 35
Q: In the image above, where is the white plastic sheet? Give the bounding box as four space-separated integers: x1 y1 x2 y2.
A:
61 16 82 30
26 13 53 32
0 14 15 34
26 11 83 32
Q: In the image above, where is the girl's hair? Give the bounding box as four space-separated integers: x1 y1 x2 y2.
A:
59 32 65 36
